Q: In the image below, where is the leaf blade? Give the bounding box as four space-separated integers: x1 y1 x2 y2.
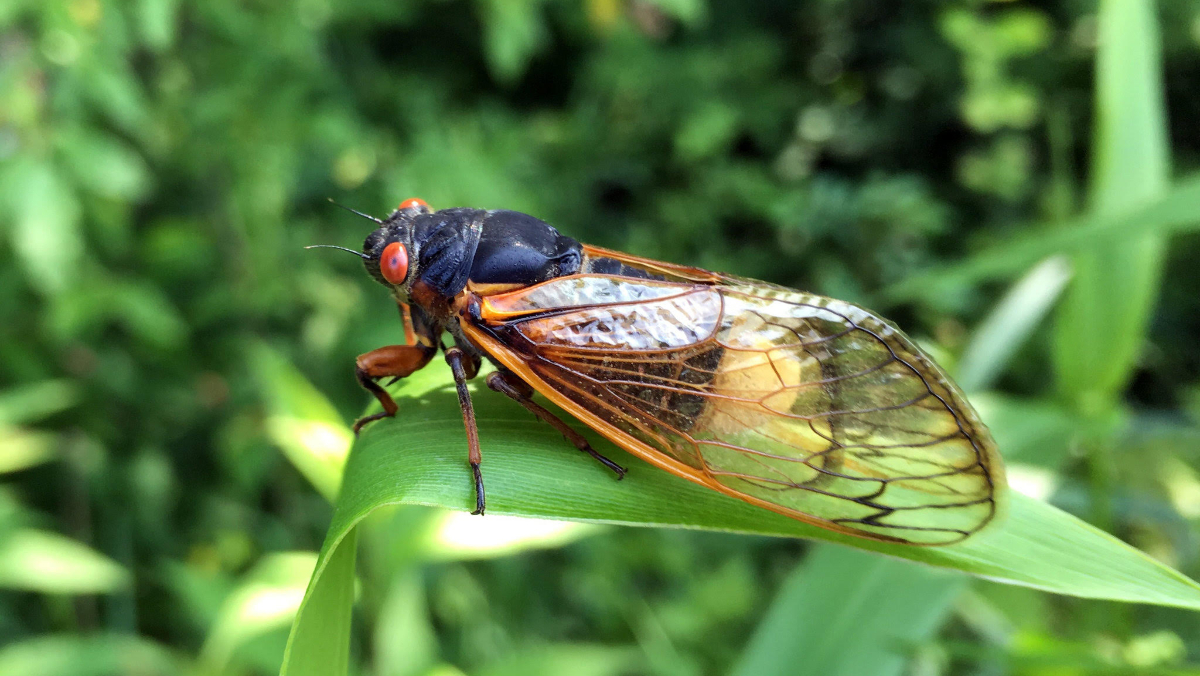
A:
730 546 965 676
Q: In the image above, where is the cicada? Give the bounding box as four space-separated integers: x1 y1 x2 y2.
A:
313 198 1005 545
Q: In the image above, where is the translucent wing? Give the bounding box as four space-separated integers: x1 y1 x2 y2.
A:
462 273 1005 545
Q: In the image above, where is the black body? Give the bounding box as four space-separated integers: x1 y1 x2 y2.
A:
363 207 583 299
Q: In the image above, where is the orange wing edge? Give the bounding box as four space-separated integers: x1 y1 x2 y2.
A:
580 244 723 283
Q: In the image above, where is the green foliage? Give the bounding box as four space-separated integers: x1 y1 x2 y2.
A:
3 0 1200 674
731 546 965 676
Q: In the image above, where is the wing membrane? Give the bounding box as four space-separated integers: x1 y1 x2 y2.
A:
464 274 1004 545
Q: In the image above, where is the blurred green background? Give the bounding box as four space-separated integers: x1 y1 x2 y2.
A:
4 0 1200 674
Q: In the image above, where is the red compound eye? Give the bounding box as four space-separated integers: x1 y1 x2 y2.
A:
398 197 428 210
380 241 409 285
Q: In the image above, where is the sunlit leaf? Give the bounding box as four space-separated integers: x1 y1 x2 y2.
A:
0 380 80 426
136 0 179 50
252 344 353 501
0 427 57 474
0 529 128 594
55 126 152 201
280 530 356 676
422 511 601 561
202 552 319 671
374 572 436 676
3 159 82 296
0 634 178 676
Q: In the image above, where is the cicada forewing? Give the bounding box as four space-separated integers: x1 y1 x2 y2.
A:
461 271 1005 545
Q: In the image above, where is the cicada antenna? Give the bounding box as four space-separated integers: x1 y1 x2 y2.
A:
305 244 371 260
327 197 383 224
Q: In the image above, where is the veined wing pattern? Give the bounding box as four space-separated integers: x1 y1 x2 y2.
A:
474 275 1004 544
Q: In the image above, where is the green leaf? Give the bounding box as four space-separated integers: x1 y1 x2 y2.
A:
252 343 353 502
970 394 1077 468
956 256 1072 393
55 126 152 201
2 159 82 296
136 0 179 51
280 370 1200 675
881 175 1200 304
1052 0 1170 411
201 552 319 671
0 634 178 676
0 528 129 594
419 510 602 561
280 529 357 676
477 0 549 83
731 546 965 676
0 426 58 474
642 0 708 28
374 571 436 676
0 379 80 426
476 644 641 676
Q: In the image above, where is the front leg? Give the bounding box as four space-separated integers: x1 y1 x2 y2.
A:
444 346 486 515
353 344 436 434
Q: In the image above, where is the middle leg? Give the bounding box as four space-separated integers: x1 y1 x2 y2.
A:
486 370 627 478
445 346 486 515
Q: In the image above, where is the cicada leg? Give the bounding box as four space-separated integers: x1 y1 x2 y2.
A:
444 346 486 514
486 370 627 479
353 344 437 434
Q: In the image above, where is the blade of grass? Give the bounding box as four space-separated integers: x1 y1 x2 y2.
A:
956 256 1072 393
341 386 1200 601
279 529 356 676
881 174 1200 304
1053 0 1170 411
730 546 965 676
278 368 1200 676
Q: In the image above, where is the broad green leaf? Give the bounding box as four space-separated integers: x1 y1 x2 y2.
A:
731 546 965 676
281 370 1200 676
0 528 129 594
0 634 179 676
1053 0 1170 411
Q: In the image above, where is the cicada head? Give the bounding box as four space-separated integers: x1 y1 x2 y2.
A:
309 198 432 302
361 197 432 299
